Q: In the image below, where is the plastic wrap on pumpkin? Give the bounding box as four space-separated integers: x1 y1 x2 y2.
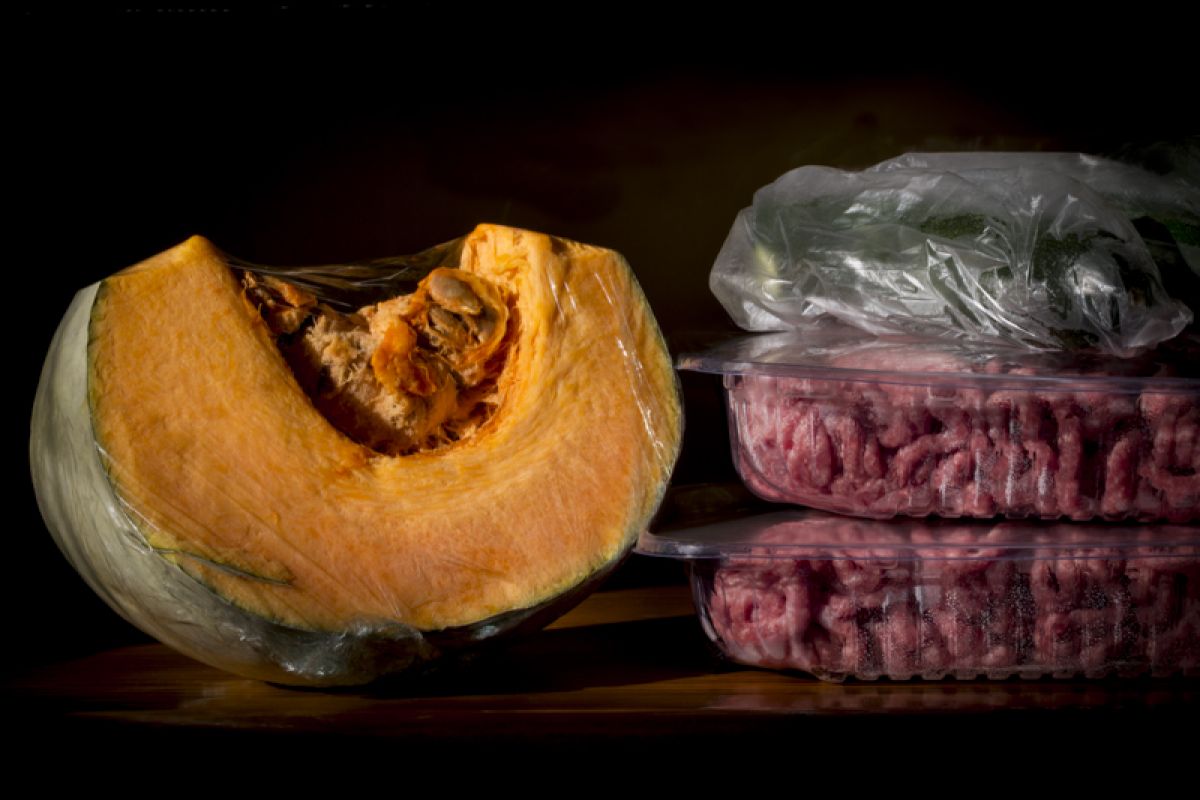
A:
30 225 683 685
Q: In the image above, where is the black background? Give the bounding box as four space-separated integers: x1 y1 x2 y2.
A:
10 4 1198 672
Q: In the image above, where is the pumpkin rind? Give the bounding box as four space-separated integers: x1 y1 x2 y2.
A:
30 225 682 685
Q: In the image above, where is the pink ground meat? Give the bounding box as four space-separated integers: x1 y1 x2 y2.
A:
730 365 1200 522
703 525 1200 679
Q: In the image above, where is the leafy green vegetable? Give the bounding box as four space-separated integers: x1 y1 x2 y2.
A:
917 213 990 240
1165 219 1200 248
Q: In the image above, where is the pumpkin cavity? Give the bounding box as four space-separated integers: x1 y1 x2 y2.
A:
241 268 512 455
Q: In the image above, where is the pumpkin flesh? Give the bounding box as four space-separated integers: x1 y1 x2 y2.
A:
83 225 681 636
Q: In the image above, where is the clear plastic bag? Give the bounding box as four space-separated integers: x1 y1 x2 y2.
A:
711 152 1198 356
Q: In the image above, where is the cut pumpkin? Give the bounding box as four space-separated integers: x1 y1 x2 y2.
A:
30 225 682 684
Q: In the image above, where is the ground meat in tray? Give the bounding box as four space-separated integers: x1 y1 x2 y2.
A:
691 333 1200 522
640 512 1200 681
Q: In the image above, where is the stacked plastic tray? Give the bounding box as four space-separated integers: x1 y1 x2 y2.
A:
639 330 1200 680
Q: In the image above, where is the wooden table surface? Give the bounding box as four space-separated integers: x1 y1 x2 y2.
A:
8 584 1198 770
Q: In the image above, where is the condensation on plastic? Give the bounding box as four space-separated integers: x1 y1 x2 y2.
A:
29 230 681 686
710 152 1198 356
638 511 1200 680
680 327 1200 522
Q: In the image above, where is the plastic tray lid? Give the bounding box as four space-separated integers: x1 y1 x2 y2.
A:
638 511 1200 562
677 328 1200 393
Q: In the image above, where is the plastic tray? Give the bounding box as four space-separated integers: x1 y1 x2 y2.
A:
680 330 1200 522
639 511 1200 681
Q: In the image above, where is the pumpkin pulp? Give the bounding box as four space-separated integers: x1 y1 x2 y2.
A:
86 226 682 634
243 266 513 456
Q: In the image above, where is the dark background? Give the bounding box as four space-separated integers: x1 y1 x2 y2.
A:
10 5 1198 671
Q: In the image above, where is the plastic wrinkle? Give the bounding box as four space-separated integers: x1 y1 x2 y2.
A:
591 267 679 468
711 152 1198 356
151 548 294 586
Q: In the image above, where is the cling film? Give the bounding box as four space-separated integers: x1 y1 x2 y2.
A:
30 225 683 685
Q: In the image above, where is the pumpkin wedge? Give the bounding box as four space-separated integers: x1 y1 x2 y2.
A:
30 225 682 685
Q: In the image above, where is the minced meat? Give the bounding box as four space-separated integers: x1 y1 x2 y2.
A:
730 349 1199 522
703 521 1200 680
